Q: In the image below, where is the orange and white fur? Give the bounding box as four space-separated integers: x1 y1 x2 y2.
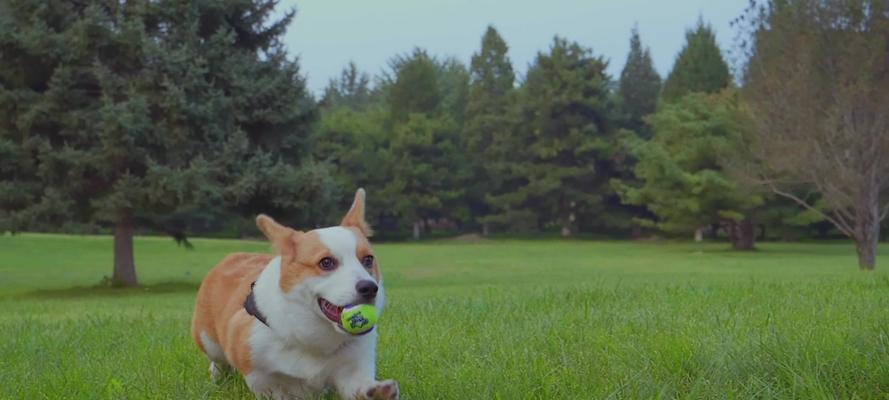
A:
191 189 399 400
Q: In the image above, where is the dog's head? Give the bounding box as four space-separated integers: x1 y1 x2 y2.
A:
255 188 383 335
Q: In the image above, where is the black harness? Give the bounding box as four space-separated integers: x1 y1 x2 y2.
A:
244 281 269 327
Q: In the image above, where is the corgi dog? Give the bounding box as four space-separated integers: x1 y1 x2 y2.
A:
191 189 399 400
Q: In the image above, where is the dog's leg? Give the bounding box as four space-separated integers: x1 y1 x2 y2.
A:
209 361 224 382
246 372 279 400
330 341 399 400
334 375 399 400
362 380 399 400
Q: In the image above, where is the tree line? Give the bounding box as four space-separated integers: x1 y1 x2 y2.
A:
1 0 887 286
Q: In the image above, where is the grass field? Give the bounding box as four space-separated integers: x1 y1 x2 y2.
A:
1 233 889 399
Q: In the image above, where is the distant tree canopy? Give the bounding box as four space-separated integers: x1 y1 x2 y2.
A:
465 26 517 234
489 37 617 236
5 6 872 276
661 20 732 102
616 90 764 250
321 61 372 111
384 49 441 125
617 27 661 138
0 0 328 285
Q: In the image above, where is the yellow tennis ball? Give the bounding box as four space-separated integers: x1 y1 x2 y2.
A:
340 304 378 334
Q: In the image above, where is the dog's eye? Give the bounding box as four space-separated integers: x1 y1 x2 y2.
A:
361 255 374 269
319 257 337 271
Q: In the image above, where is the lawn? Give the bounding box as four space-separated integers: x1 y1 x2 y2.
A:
1 233 888 399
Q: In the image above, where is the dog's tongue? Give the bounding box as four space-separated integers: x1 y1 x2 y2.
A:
320 299 343 322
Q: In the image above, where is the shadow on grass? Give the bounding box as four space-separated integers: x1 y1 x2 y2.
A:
20 281 200 299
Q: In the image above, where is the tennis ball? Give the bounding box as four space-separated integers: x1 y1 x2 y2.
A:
340 304 378 334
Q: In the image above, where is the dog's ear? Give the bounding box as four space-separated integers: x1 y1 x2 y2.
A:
256 214 301 261
341 188 372 237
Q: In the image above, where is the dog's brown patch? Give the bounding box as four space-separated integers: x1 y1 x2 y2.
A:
191 252 272 375
278 231 328 293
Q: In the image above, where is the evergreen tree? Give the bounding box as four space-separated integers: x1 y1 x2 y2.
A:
374 50 471 238
321 62 372 111
617 27 661 137
464 26 517 234
384 48 440 124
437 57 470 129
615 90 763 249
491 37 614 236
661 19 731 102
381 114 468 239
0 0 326 286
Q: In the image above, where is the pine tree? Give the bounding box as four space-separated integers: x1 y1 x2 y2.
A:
381 114 468 239
464 26 516 234
314 62 391 231
615 90 763 249
661 19 731 102
321 62 372 111
609 27 663 238
437 57 470 129
384 48 440 125
492 37 614 236
617 27 661 137
0 0 325 286
376 50 470 238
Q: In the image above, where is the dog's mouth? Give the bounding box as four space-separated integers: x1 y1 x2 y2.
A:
318 298 344 324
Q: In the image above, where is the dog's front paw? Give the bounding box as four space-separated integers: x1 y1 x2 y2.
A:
365 380 399 400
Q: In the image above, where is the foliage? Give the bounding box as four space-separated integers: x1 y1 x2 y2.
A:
616 27 661 138
488 37 616 235
661 19 731 102
737 0 889 268
615 90 763 234
464 26 517 231
320 61 373 111
0 0 328 284
383 48 441 125
381 113 468 229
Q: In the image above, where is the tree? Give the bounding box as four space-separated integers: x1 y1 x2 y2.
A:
464 26 517 235
437 57 470 129
374 50 471 238
321 62 372 111
0 0 326 285
491 37 614 236
384 48 440 125
615 90 763 250
381 114 467 239
610 26 663 238
313 85 393 233
616 26 661 138
736 0 889 269
661 19 731 102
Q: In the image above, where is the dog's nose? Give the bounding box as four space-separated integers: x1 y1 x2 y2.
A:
355 279 378 301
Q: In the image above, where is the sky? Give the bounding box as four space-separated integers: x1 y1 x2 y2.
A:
276 0 750 95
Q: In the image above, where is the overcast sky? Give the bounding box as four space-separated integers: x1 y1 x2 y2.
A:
276 0 749 95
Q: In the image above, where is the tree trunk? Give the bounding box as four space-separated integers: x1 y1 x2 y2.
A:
781 227 796 242
482 221 489 237
112 210 138 287
561 211 575 237
854 191 879 270
856 235 877 270
694 227 704 242
412 220 421 240
631 226 642 240
730 219 756 251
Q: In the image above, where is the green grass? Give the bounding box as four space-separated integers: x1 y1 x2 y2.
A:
1 233 889 399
